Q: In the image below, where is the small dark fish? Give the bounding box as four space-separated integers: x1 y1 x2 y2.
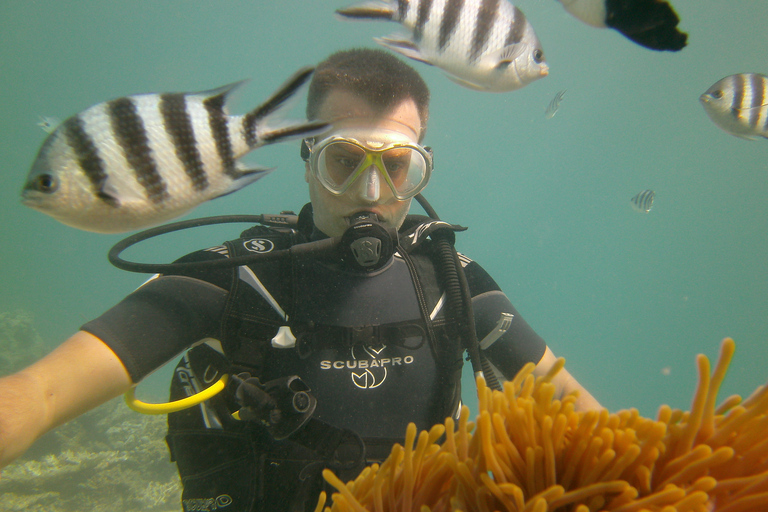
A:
631 189 655 213
557 0 687 51
22 67 329 233
545 89 566 119
37 116 60 134
700 73 768 141
336 0 548 92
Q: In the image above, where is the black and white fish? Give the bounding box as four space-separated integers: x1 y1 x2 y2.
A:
336 0 548 92
545 89 566 119
557 0 687 51
700 73 768 141
22 67 328 234
631 189 655 213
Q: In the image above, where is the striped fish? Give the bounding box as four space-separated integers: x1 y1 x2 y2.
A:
631 189 655 213
336 0 548 92
544 89 566 119
700 73 768 141
557 0 686 51
22 67 328 233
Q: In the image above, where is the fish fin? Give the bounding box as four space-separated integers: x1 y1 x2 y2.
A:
739 104 768 112
260 121 330 144
246 67 312 125
444 73 490 92
726 108 766 140
213 166 275 200
603 0 687 51
243 67 329 147
196 80 249 113
96 190 121 208
100 174 148 207
375 36 433 65
482 44 526 69
558 0 607 28
336 1 396 21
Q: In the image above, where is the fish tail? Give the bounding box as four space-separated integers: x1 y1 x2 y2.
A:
604 0 687 51
336 1 396 21
242 67 327 147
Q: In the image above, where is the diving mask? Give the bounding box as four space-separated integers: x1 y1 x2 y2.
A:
305 128 433 201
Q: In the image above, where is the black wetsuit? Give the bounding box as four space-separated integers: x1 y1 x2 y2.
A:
82 205 547 512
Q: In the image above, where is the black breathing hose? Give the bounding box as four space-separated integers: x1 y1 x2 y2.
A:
108 214 338 274
452 246 503 392
111 195 435 274
431 230 503 392
414 193 439 220
413 194 502 391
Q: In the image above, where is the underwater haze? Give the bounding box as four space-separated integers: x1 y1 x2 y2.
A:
1 0 767 505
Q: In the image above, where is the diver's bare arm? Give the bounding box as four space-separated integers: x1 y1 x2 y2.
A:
0 330 132 469
533 347 602 412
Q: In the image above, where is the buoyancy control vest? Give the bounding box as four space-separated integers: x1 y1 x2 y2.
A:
165 212 469 512
223 217 466 431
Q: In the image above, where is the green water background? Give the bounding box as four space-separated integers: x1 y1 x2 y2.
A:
1 0 766 425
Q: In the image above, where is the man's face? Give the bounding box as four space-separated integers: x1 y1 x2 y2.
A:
305 90 423 237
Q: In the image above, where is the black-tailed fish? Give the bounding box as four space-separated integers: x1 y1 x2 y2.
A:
21 67 329 234
545 89 566 119
631 189 655 213
336 0 548 92
700 73 768 141
557 0 687 51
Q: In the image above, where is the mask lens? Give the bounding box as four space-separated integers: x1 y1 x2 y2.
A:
316 141 367 190
381 147 428 198
313 138 431 199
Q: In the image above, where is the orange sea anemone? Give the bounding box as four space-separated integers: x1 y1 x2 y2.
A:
315 338 768 512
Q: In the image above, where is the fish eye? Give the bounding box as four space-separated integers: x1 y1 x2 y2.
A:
711 90 724 99
533 49 544 63
35 174 58 193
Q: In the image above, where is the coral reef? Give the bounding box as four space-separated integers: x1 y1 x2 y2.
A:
0 309 181 512
317 338 768 512
0 398 181 512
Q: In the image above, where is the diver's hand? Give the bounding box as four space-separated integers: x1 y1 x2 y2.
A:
232 373 277 423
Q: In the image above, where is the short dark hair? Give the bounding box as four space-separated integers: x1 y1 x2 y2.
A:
307 48 430 140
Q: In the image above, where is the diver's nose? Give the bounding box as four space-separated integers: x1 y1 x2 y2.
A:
357 165 380 202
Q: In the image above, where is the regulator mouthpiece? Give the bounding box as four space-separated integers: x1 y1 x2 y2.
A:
340 212 396 272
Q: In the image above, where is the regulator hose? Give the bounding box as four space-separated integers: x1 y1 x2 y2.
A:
432 231 502 391
124 374 229 415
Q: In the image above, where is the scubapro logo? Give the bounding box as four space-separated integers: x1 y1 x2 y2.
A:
319 345 415 389
243 238 274 253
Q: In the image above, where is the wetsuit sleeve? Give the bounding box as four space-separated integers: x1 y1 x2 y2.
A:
81 249 233 383
81 275 227 383
463 258 547 380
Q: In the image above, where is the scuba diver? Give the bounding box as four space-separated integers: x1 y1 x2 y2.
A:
0 48 600 511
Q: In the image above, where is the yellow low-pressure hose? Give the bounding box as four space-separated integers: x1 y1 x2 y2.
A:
124 374 229 414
